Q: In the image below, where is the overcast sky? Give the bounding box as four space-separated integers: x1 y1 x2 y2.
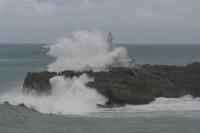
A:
0 0 200 44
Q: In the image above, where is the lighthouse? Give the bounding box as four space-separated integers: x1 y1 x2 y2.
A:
107 32 113 51
106 32 134 68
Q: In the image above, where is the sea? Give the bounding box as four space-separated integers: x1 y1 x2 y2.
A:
0 44 200 133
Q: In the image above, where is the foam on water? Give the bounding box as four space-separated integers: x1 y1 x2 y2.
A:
99 96 200 114
0 74 107 115
1 90 200 116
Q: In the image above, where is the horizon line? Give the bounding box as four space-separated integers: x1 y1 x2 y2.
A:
0 42 200 45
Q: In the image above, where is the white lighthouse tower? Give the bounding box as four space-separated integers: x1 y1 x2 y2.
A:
107 32 113 51
106 32 134 68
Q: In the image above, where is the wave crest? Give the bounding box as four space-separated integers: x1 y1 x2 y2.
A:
0 74 107 115
47 30 129 72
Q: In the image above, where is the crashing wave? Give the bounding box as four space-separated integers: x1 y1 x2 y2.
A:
0 74 107 115
47 30 132 72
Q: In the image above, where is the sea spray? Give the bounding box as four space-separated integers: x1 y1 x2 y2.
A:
0 30 130 115
0 74 107 115
47 30 129 72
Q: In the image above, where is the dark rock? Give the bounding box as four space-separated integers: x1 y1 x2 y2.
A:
22 62 200 107
23 71 57 95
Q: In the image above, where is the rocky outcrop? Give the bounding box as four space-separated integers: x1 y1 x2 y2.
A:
23 62 200 107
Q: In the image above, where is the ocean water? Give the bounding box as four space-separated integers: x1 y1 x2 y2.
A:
0 44 200 133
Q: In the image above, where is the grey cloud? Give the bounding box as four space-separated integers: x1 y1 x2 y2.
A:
0 0 199 44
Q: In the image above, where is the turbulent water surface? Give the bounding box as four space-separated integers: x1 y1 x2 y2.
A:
0 43 200 133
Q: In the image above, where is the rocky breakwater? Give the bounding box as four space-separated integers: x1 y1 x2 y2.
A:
23 62 200 107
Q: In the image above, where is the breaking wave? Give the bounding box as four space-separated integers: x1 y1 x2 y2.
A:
0 74 107 115
1 93 200 116
47 30 129 72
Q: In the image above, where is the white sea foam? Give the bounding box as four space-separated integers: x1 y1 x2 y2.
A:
1 90 200 115
47 30 129 72
99 95 200 113
0 74 107 115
